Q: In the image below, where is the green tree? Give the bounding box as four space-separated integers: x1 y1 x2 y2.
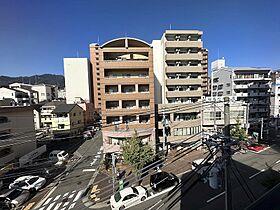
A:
122 132 155 174
231 117 247 141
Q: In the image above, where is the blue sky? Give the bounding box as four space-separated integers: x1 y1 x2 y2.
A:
0 0 279 76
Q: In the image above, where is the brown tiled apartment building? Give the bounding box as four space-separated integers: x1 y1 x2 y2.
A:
89 38 155 153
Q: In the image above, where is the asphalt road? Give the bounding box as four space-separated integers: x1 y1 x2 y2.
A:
131 145 280 210
22 131 103 210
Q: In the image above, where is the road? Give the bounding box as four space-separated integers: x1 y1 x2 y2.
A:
22 131 103 210
131 144 280 210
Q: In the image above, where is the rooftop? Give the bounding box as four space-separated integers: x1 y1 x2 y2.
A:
52 104 78 114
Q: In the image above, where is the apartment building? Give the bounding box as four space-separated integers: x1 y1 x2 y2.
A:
270 70 280 117
9 83 39 104
90 37 155 154
211 59 271 134
0 106 36 166
153 30 207 144
32 84 58 102
63 58 92 104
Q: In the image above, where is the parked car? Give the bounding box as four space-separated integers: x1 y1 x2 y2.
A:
150 171 179 192
9 176 46 192
110 186 148 210
192 159 214 176
49 150 69 162
0 188 30 209
247 144 265 152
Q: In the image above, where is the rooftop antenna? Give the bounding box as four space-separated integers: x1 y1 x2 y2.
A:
76 51 79 58
169 24 172 30
97 35 100 45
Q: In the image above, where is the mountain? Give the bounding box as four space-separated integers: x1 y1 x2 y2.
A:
0 74 65 88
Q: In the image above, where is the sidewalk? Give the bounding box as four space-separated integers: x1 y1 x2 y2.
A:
84 147 206 209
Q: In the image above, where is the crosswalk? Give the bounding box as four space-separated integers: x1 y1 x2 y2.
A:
33 189 85 210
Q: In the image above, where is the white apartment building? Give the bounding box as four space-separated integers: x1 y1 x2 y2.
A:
153 30 208 144
211 59 271 134
63 58 92 104
270 71 280 117
32 84 58 102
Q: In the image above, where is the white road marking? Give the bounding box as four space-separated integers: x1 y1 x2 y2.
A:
63 192 69 197
275 159 280 164
34 186 57 209
53 195 61 201
100 146 103 151
83 169 96 172
63 201 69 207
46 202 56 210
68 202 76 209
42 197 52 206
71 190 76 193
60 208 66 210
68 193 75 199
249 169 266 179
73 190 83 202
207 191 225 203
38 207 45 210
53 202 62 210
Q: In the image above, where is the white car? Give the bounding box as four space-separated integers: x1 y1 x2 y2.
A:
9 176 46 191
49 150 69 162
110 186 148 210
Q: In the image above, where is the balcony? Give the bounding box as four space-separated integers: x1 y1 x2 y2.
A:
166 78 202 85
234 85 248 89
248 92 269 97
166 90 202 98
236 92 248 97
165 53 203 61
166 66 203 73
166 41 203 48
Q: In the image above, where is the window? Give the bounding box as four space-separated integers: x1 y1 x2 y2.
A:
58 124 65 129
226 91 231 94
174 126 201 136
123 194 137 201
41 93 45 96
210 112 222 120
73 113 76 116
226 83 231 87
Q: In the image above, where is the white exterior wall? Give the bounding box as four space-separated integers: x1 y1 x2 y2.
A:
271 77 280 117
32 85 52 102
57 89 66 99
211 58 226 71
64 58 92 104
152 40 164 104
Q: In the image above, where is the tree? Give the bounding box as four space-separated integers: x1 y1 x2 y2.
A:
122 132 155 174
231 117 247 141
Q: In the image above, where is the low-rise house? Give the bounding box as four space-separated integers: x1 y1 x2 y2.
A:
51 104 84 138
0 87 30 106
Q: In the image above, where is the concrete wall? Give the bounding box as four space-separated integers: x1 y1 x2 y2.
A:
64 58 92 104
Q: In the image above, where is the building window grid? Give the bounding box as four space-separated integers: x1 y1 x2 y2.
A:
174 126 201 136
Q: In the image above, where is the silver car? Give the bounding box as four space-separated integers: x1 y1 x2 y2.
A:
0 188 30 209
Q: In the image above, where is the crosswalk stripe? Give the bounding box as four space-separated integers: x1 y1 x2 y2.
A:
63 201 70 207
68 202 76 209
43 197 52 206
46 202 55 210
68 193 75 199
53 202 62 210
73 190 83 202
53 195 61 201
38 207 45 210
71 190 76 193
60 208 66 210
63 192 69 197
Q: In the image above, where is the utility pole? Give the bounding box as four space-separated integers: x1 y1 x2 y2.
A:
224 97 232 210
162 111 167 154
213 99 217 132
111 153 116 193
260 117 263 141
245 103 250 134
154 104 159 154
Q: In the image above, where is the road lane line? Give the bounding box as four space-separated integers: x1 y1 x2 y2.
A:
73 190 83 202
83 169 96 172
63 201 70 207
42 197 53 206
71 190 76 193
38 207 45 210
68 202 76 209
63 192 69 197
207 191 225 203
53 202 62 210
275 159 280 164
46 202 55 210
34 186 57 209
249 169 266 179
22 202 35 210
53 195 61 201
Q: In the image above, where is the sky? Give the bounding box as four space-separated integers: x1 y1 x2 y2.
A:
0 0 279 76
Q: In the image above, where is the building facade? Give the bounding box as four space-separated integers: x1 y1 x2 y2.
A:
0 87 31 106
270 70 280 117
52 104 85 138
90 37 155 154
153 30 208 145
32 84 58 102
211 59 271 134
0 106 37 166
63 58 92 104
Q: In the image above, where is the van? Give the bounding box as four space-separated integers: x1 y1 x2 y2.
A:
49 150 69 162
